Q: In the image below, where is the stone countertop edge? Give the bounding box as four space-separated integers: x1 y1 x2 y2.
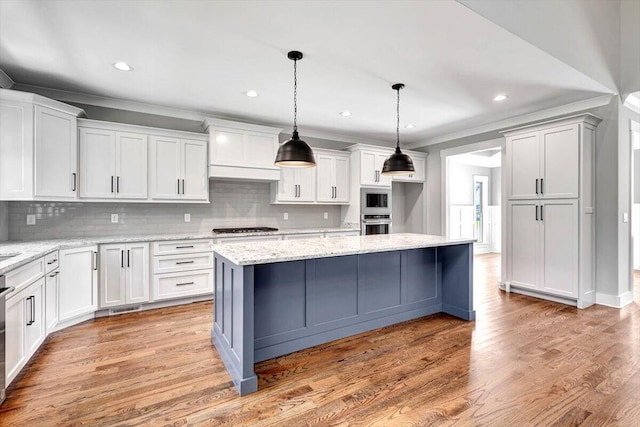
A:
0 227 360 275
212 233 475 266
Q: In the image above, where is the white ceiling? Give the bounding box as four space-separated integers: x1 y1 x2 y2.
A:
0 0 614 147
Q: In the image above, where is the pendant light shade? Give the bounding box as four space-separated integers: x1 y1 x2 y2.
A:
381 83 414 176
275 51 316 168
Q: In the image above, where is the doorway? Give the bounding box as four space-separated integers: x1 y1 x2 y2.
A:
445 147 501 255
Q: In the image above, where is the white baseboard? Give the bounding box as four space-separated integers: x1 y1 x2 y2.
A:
595 291 634 308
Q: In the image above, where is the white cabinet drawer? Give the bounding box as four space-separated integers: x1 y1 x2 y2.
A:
152 239 213 255
6 257 45 296
44 251 59 273
153 252 214 274
153 270 213 301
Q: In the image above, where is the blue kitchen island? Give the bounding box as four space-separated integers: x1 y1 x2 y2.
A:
211 233 475 395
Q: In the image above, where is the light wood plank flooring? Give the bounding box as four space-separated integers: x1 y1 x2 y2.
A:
2 254 640 426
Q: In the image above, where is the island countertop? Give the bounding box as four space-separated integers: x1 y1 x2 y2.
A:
212 233 474 266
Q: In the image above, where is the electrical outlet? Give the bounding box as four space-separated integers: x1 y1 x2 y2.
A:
184 213 191 222
623 212 629 223
283 212 289 220
324 212 328 220
26 214 36 225
111 214 119 224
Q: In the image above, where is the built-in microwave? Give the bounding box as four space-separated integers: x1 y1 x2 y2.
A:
361 189 391 215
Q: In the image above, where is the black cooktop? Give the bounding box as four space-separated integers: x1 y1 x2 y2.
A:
212 227 279 234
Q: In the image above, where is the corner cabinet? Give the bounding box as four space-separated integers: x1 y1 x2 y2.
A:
204 118 282 181
58 246 98 323
149 136 208 201
0 89 84 201
503 114 600 308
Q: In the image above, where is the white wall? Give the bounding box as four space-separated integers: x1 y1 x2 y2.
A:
448 162 496 206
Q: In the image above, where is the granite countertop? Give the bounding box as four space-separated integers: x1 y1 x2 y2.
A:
212 233 475 266
0 227 359 275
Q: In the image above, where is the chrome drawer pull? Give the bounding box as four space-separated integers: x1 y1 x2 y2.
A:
176 281 194 286
175 261 195 265
175 245 194 249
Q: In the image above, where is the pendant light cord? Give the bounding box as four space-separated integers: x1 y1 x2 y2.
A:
293 58 298 133
396 87 401 150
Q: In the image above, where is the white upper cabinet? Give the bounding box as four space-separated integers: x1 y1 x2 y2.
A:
34 106 78 198
204 118 282 181
149 136 208 201
359 150 392 187
506 122 580 200
273 167 316 203
315 149 350 203
0 89 84 201
392 152 427 183
79 123 148 200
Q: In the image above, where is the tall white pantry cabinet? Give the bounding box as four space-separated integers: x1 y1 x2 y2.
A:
502 114 601 308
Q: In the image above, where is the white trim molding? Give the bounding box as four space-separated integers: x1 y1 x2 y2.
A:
0 68 14 89
595 291 634 308
408 94 614 149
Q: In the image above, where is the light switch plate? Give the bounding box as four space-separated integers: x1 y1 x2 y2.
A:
111 214 119 224
284 212 289 220
184 213 191 222
324 212 328 220
623 212 629 223
26 214 36 225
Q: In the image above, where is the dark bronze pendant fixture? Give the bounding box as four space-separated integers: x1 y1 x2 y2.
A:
381 83 414 176
274 50 316 167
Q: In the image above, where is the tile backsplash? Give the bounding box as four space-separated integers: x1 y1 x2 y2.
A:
8 181 342 241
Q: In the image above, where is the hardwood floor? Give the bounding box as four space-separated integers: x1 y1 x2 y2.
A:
3 253 640 426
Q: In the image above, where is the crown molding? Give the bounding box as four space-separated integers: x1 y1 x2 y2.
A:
0 68 15 89
406 94 615 149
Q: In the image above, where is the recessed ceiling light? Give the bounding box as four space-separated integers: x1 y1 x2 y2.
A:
405 124 415 129
113 61 133 72
493 94 508 102
339 111 352 117
245 90 258 98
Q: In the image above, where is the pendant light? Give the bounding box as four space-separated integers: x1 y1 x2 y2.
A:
274 51 316 167
381 83 415 175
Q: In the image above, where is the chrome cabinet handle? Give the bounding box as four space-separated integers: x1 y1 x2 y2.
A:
127 249 130 268
540 205 544 221
93 251 98 271
47 259 57 265
121 250 124 268
176 281 194 286
181 179 185 195
117 176 120 193
177 179 180 195
111 176 114 193
176 260 195 265
72 173 77 191
26 296 34 326
536 205 539 221
536 178 539 195
540 178 544 195
176 245 194 249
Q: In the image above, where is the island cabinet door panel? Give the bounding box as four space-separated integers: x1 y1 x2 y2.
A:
308 255 359 328
358 251 402 314
254 261 307 341
404 248 438 305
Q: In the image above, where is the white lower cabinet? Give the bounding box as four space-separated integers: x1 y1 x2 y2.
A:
153 270 213 301
6 276 46 386
58 246 98 322
99 243 149 308
45 269 59 333
508 199 579 298
151 239 214 301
